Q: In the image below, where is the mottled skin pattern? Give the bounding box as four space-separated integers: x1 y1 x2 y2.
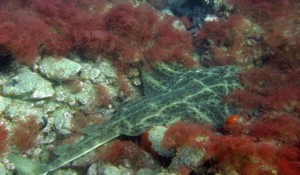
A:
107 64 242 135
8 64 242 175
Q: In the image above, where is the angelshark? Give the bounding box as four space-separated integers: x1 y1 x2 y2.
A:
8 63 241 175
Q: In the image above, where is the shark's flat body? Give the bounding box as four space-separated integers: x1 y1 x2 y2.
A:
8 64 241 175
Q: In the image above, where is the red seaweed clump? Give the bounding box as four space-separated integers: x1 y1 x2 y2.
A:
9 117 40 152
196 0 300 70
195 0 300 119
98 140 157 170
161 120 300 174
206 135 277 175
0 123 8 157
196 15 261 66
0 2 49 65
225 115 300 147
0 0 195 71
161 121 214 150
222 0 300 118
0 117 40 156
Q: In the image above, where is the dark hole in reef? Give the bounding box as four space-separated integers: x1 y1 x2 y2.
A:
0 53 14 72
170 0 214 28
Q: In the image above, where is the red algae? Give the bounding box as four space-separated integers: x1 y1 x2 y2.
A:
161 121 214 150
0 123 8 157
98 140 155 170
9 117 40 152
162 118 300 174
0 0 195 70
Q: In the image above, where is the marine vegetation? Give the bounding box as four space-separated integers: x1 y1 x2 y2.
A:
0 0 300 175
0 0 195 71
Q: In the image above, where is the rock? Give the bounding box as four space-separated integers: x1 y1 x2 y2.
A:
2 67 54 99
142 126 174 157
95 164 121 175
51 169 79 175
0 96 11 114
54 85 76 105
136 168 160 175
87 164 98 175
88 163 135 175
156 172 176 175
53 108 73 134
169 147 206 172
80 59 116 84
74 81 95 105
39 57 81 81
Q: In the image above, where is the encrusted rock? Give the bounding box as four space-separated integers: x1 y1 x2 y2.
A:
51 169 79 175
2 67 54 99
0 96 11 114
53 108 73 134
74 81 96 106
143 126 174 157
4 99 43 119
80 59 117 84
39 56 82 81
169 147 206 173
54 86 76 106
136 168 160 175
89 163 121 175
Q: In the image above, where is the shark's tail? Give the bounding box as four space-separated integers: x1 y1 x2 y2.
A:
8 154 49 175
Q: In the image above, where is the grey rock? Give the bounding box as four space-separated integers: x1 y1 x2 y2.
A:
97 164 121 175
41 131 56 144
147 126 174 157
87 164 98 175
74 81 96 105
39 57 81 81
80 60 117 84
2 67 54 99
53 108 73 134
136 168 160 175
54 86 76 105
0 96 11 114
169 147 206 172
55 86 70 102
4 99 43 119
51 169 79 175
78 63 93 80
0 71 10 86
157 172 176 175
